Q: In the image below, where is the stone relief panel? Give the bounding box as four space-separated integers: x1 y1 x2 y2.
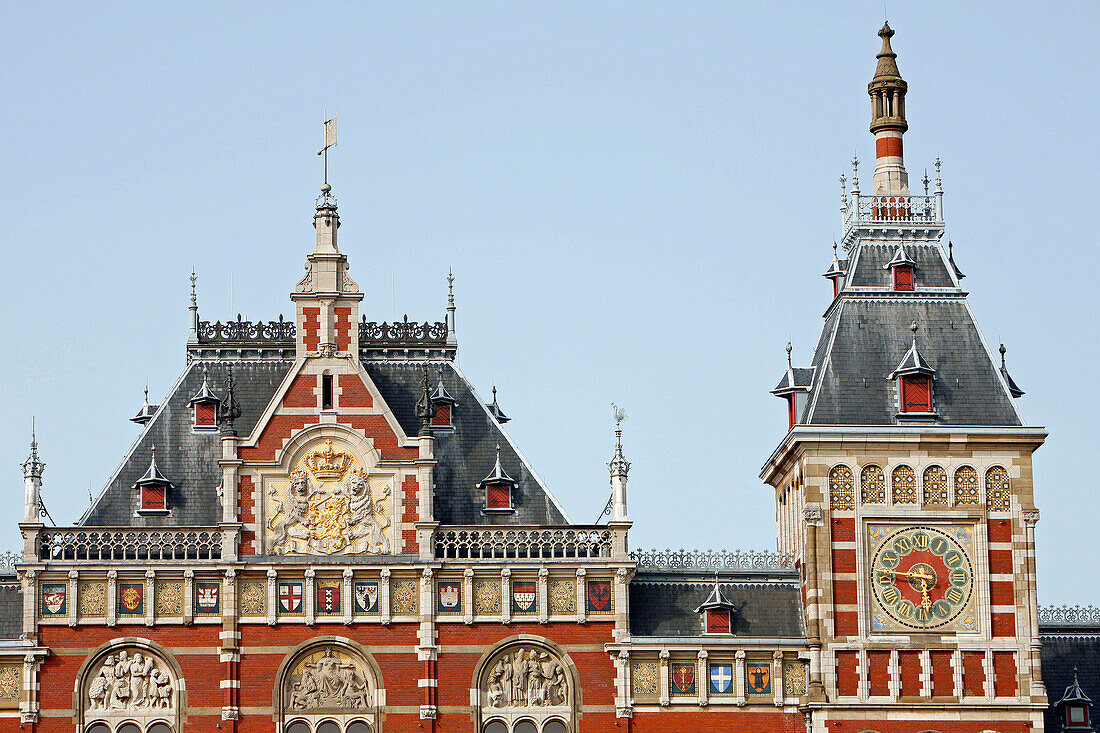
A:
239 580 266 617
285 648 372 713
390 580 417 616
154 581 183 616
483 646 570 710
85 648 175 713
783 660 807 696
0 665 19 708
632 662 659 696
266 440 393 556
474 579 501 615
78 581 106 618
549 580 575 614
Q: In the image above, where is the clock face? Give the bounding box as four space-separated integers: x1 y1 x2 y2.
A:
869 525 975 631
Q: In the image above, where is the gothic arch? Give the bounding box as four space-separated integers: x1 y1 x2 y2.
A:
74 637 186 732
273 637 384 732
471 636 581 733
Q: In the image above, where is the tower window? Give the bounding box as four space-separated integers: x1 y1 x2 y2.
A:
893 265 913 291
433 403 452 426
705 608 731 634
141 485 166 511
322 374 334 409
900 375 931 412
194 402 217 428
485 483 511 510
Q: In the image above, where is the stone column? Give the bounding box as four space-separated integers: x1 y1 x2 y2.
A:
500 569 511 625
222 567 240 721
615 649 633 718
342 568 354 626
697 650 709 707
659 649 670 706
802 505 826 701
380 569 392 625
266 569 277 626
462 568 474 625
575 568 587 624
1022 509 1046 697
106 570 117 627
67 570 78 628
735 649 747 706
182 569 194 626
773 650 784 707
538 568 548 624
304 568 316 626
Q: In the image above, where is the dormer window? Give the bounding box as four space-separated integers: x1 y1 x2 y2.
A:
188 365 220 431
430 367 458 428
133 446 172 515
479 444 517 514
771 343 814 429
823 242 848 298
1056 668 1094 731
885 245 916 292
695 579 735 635
890 323 936 419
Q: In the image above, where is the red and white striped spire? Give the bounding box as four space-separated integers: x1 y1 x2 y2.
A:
868 22 910 194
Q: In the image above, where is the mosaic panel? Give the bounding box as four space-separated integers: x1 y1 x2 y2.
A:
632 662 659 696
954 466 979 505
0 665 19 706
829 465 854 511
986 466 1011 511
78 581 106 618
783 660 807 696
549 579 575 614
390 579 417 616
892 465 916 504
860 465 886 504
154 581 183 616
923 465 949 505
474 579 501 615
239 581 266 616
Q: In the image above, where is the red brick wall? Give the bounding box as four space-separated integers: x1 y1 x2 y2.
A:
988 519 1016 638
962 651 985 697
237 414 311 461
346 415 418 461
334 306 352 351
239 474 256 554
302 307 320 351
867 650 890 696
282 372 317 408
898 650 921 697
402 474 419 554
338 373 373 408
930 650 954 698
831 517 857 638
836 650 859 697
993 651 1018 697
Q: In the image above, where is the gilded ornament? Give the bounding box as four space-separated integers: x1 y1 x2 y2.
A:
549 579 575 614
239 581 266 616
154 581 183 616
474 580 501 615
390 580 417 615
632 662 659 696
78 582 106 618
783 661 807 696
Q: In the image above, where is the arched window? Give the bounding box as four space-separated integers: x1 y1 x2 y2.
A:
860 465 885 504
954 466 979 505
891 465 916 504
986 467 1010 511
81 645 181 733
829 466 854 511
277 642 381 733
923 466 948 505
478 642 575 732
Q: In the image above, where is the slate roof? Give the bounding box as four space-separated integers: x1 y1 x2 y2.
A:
0 575 22 640
629 573 804 639
799 296 1022 426
82 356 569 528
846 243 956 289
1040 629 1100 732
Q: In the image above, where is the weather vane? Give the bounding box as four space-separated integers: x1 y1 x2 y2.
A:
317 114 338 184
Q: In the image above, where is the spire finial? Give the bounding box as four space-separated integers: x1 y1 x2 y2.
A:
851 154 860 192
317 114 337 185
910 321 919 348
218 365 242 435
144 381 150 402
839 173 847 206
786 341 793 368
609 404 630 480
23 417 45 480
189 268 198 309
416 366 434 433
999 343 1007 368
934 156 943 192
922 169 930 195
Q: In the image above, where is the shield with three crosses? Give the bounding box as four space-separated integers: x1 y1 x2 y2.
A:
279 582 303 613
709 663 733 694
317 580 341 613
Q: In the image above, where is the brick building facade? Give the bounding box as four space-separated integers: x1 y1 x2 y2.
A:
1 22 1097 733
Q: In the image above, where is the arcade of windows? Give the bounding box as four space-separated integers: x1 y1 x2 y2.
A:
830 464 1011 511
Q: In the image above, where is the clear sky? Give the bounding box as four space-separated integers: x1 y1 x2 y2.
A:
2 2 1097 605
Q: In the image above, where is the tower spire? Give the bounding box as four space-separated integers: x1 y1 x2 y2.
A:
22 419 44 523
188 268 200 343
868 22 910 194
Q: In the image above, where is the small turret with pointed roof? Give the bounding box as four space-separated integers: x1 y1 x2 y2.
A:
131 383 158 426
890 322 935 379
487 385 511 424
22 421 44 523
999 344 1025 398
1057 667 1094 731
868 22 910 194
823 241 848 297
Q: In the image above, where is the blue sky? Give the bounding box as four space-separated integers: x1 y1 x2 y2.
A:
2 2 1097 604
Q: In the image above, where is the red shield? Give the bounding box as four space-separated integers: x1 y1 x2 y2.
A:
319 584 340 613
673 664 695 693
120 585 143 613
587 581 611 611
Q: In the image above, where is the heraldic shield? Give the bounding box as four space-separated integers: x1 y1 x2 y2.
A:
672 663 696 695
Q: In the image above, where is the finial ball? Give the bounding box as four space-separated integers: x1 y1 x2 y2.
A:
320 182 331 194
910 321 918 334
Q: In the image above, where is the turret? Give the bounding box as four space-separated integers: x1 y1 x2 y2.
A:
868 22 910 194
22 425 44 523
608 405 630 522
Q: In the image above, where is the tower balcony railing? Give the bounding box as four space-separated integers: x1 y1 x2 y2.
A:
842 192 943 231
432 525 620 561
195 316 448 346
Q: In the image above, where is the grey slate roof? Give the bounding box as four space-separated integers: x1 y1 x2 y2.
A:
629 574 804 639
364 361 568 525
82 356 569 528
772 367 816 395
801 297 1022 426
82 360 294 526
0 575 22 640
847 243 955 289
1040 630 1100 732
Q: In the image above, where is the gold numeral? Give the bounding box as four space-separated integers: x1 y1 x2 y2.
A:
945 551 962 568
882 587 900 604
945 587 964 604
916 606 930 623
896 603 913 619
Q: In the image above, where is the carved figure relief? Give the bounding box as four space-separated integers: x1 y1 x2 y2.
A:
286 648 371 712
267 440 392 555
483 647 570 710
86 649 174 712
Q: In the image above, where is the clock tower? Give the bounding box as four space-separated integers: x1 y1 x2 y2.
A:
761 24 1048 733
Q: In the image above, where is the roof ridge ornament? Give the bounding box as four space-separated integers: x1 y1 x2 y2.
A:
947 240 966 280
218 366 242 435
22 418 44 480
609 404 630 479
889 322 935 379
487 384 511 424
999 344 1025 398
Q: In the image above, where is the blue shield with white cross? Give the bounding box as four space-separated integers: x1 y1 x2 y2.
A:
709 662 733 694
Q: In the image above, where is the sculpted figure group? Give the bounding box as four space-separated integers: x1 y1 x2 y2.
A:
486 648 569 708
270 468 391 555
289 650 371 711
88 650 173 711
